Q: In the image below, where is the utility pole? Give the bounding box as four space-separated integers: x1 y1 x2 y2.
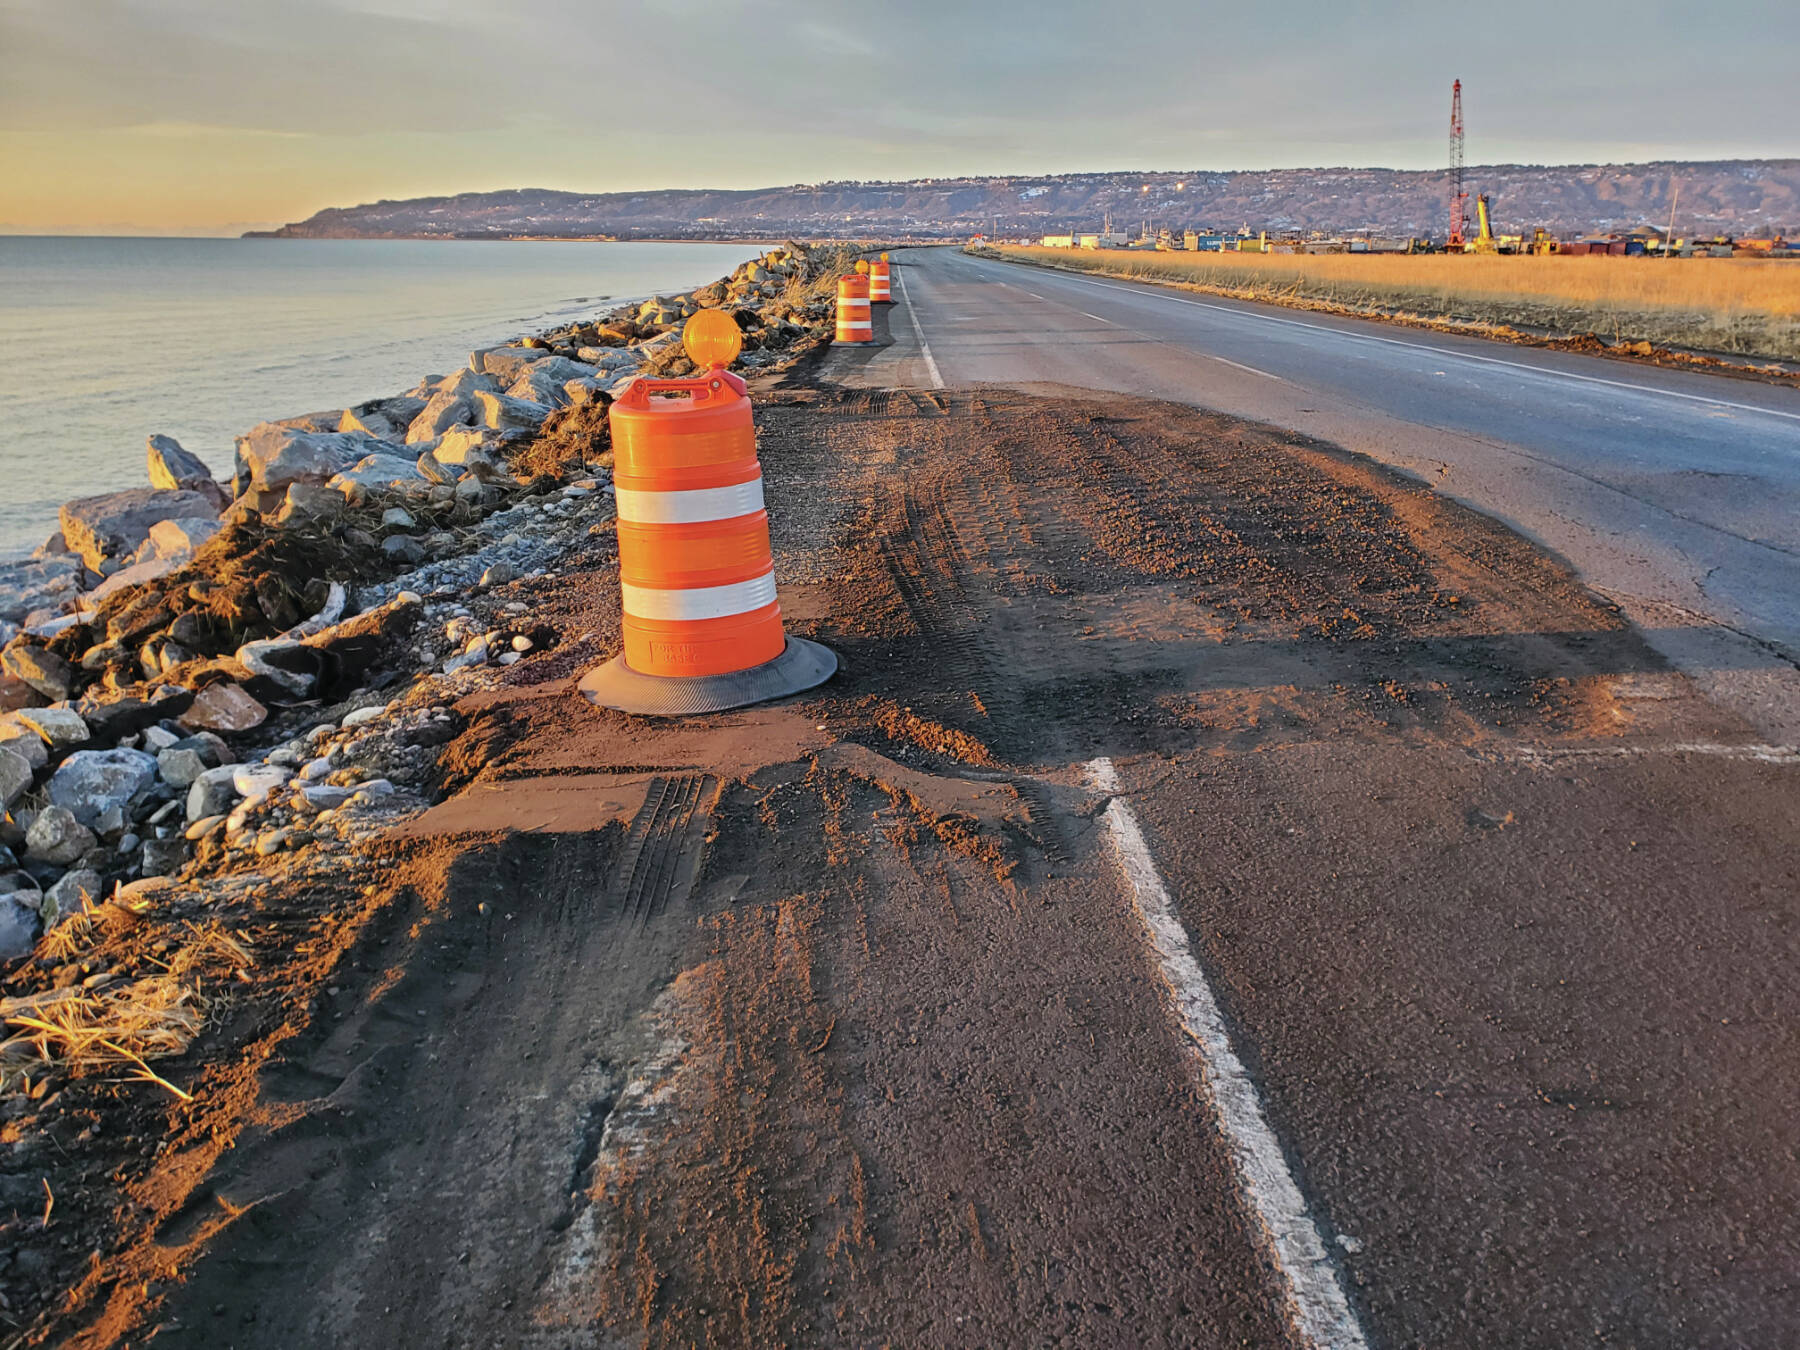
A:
1665 179 1680 259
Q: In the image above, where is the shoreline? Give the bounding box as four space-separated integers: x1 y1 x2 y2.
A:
0 238 772 564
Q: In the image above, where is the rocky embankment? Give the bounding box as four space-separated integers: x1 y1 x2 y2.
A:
0 243 845 1057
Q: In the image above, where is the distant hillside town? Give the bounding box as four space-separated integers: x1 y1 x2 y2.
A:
1033 222 1797 257
250 161 1799 244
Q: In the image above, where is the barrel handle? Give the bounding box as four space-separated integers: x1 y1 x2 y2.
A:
616 368 747 408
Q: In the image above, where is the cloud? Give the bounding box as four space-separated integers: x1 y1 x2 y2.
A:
3 0 1793 230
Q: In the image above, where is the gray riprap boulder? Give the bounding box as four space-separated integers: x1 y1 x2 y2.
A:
406 392 473 444
378 394 428 426
59 487 219 571
453 477 495 507
0 721 49 771
382 535 427 564
504 368 566 408
507 356 597 408
178 683 266 733
148 516 221 559
140 838 187 877
88 557 178 605
326 454 426 496
25 804 97 865
233 764 287 800
146 433 214 488
187 764 241 821
338 407 394 438
235 423 405 496
1 644 74 700
235 639 318 698
0 745 31 807
272 482 348 527
270 410 344 433
563 377 610 408
414 450 454 485
172 731 230 767
48 748 159 830
0 893 41 961
8 706 89 750
300 783 355 810
42 867 103 927
145 435 227 508
0 555 85 626
527 355 597 385
474 390 549 433
440 367 499 398
157 746 207 788
433 427 501 465
475 347 550 382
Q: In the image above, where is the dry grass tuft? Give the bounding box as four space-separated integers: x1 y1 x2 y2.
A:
2 921 253 1099
38 897 148 964
1 979 206 1099
981 245 1800 361
780 243 861 308
163 922 254 979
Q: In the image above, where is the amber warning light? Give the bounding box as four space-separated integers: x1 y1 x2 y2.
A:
681 309 743 369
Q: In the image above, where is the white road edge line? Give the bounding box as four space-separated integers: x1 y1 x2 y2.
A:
895 268 944 390
1077 310 1115 325
1518 741 1800 765
1086 757 1370 1350
1021 266 1800 425
1211 354 1284 382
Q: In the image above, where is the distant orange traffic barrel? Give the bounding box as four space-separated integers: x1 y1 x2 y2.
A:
868 256 892 303
835 274 873 344
579 321 835 714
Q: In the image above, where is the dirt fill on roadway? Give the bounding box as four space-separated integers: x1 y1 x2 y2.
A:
19 385 1722 1348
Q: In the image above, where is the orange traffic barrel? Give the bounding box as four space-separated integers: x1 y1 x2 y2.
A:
868 256 892 303
580 316 835 714
835 274 873 343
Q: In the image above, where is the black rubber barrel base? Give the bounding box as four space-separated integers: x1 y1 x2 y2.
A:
578 637 838 716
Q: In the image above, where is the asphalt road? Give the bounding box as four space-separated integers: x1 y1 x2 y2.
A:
802 269 1800 1347
853 246 1800 742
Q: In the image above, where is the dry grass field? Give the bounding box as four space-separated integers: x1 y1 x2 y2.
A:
980 244 1800 362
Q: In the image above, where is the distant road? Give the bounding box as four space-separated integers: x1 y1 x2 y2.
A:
855 246 1800 740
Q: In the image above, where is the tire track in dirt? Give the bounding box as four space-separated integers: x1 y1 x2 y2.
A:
613 774 718 928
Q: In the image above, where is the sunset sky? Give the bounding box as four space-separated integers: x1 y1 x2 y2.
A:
3 0 1792 235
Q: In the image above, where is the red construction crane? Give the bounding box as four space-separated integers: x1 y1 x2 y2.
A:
1448 79 1469 251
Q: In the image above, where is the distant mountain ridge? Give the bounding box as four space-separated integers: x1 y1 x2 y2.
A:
250 161 1800 242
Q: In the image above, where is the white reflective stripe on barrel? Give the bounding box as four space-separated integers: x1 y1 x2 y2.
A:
621 569 778 622
838 320 873 330
614 476 765 525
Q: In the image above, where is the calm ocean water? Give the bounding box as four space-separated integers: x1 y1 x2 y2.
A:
0 237 761 559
